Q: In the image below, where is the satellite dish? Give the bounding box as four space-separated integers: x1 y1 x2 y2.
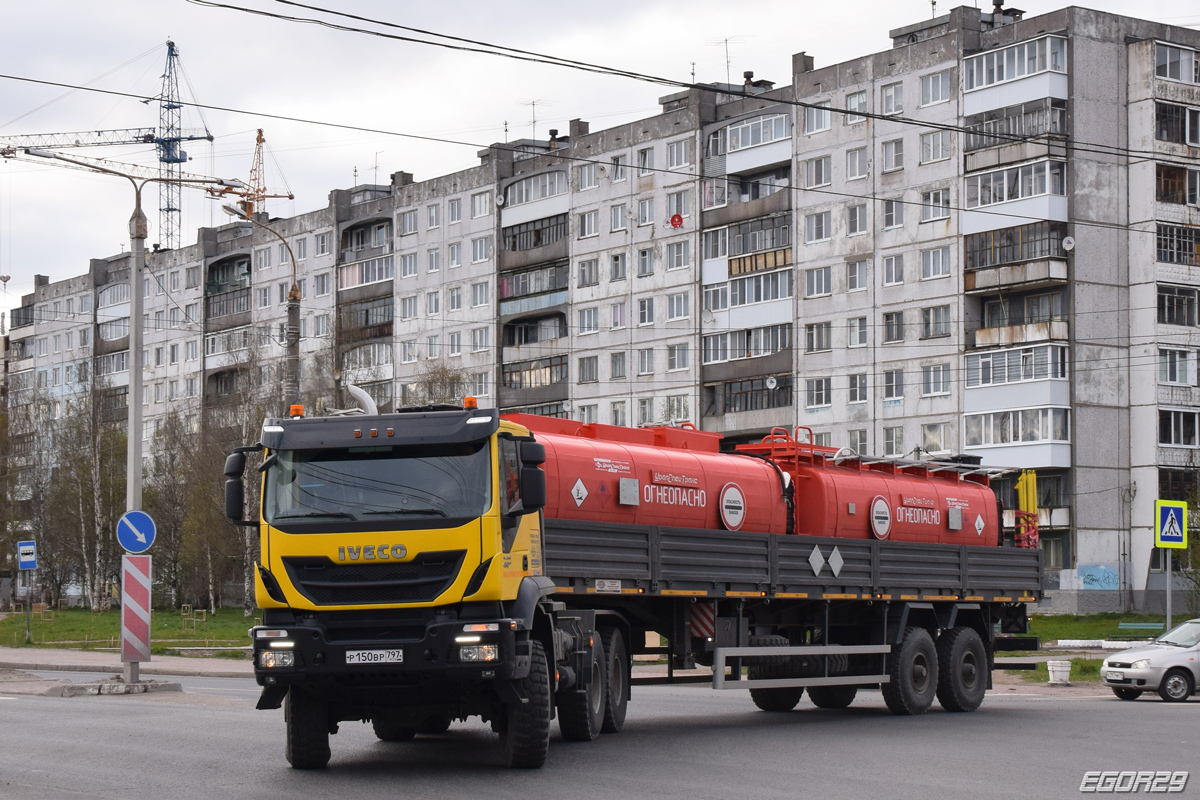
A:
1061 236 1075 252
702 310 716 325
765 377 777 390
561 399 572 412
494 195 506 207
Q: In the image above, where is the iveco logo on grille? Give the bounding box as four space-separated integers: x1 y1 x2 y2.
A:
338 544 407 561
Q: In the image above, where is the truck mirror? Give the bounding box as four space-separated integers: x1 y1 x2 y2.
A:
520 441 546 466
224 451 246 478
520 466 546 512
225 477 246 522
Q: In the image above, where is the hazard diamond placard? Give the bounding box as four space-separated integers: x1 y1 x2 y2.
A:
1155 500 1188 550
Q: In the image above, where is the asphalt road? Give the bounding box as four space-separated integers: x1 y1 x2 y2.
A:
1 673 1196 800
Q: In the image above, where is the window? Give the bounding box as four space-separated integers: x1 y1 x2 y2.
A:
313 272 330 297
471 191 491 217
400 253 418 277
846 91 867 123
579 162 597 189
448 242 462 268
316 232 330 255
805 156 832 188
882 82 903 115
1025 292 1062 323
729 214 790 256
964 36 1068 91
966 345 1069 387
637 249 654 277
884 426 904 456
702 177 727 210
469 372 490 397
578 307 598 334
848 429 868 454
667 395 689 422
611 154 628 182
965 160 1067 208
728 114 788 150
920 71 951 106
666 241 690 270
448 332 462 356
806 378 832 408
638 348 654 375
729 269 793 306
884 312 904 342
966 408 1070 446
1157 225 1200 266
638 198 654 226
637 148 654 175
255 248 271 270
848 317 867 347
611 351 626 379
399 296 417 320
185 266 200 288
579 210 599 238
847 204 867 235
921 131 949 163
805 102 831 133
579 356 599 383
804 212 831 243
882 139 904 171
880 198 904 229
667 190 690 218
401 341 417 363
666 292 690 321
846 260 868 292
668 343 689 370
638 298 654 325
667 139 690 168
922 363 951 395
425 335 440 359
427 291 440 315
704 285 728 312
805 266 831 298
921 246 951 279
186 340 198 361
472 237 492 262
471 281 490 307
1156 43 1198 83
702 228 728 260
1160 349 1192 384
315 314 330 337
399 209 418 235
848 373 868 403
1156 164 1200 205
922 305 951 337
921 423 947 454
921 189 950 221
611 253 627 281
611 401 627 426
471 327 489 351
447 287 462 311
448 198 461 223
702 324 791 364
883 252 903 283
257 287 271 308
577 258 599 288
805 321 832 352
169 307 181 328
707 129 727 158
611 204 628 231
1160 409 1199 446
846 147 867 181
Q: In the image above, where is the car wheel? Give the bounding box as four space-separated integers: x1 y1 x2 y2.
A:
1111 688 1142 701
1157 669 1194 703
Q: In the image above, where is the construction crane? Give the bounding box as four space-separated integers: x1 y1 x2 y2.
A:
207 129 294 217
154 40 213 250
0 128 157 157
1 147 241 189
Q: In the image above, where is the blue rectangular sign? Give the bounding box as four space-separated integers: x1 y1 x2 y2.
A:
17 540 37 570
1155 500 1188 549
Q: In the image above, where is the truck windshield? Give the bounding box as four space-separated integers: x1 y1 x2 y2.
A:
264 441 491 525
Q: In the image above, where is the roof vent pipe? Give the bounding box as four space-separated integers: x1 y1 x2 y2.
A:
346 384 379 416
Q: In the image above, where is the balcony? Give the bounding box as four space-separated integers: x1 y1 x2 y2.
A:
965 258 1068 294
340 240 393 265
206 287 251 320
969 320 1068 349
702 188 790 230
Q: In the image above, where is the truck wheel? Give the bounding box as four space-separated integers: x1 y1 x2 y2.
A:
502 639 552 768
882 627 938 716
1112 688 1142 701
372 718 416 742
600 627 628 733
748 635 802 712
418 715 452 734
557 635 608 741
1158 669 1194 703
285 688 331 769
807 685 857 709
935 627 987 713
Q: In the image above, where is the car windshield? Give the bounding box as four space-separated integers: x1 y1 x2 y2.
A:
1156 620 1200 648
264 441 491 525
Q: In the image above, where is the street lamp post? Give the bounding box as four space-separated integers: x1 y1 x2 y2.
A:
222 205 300 412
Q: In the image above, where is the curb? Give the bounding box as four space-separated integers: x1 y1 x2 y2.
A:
45 680 184 697
0 661 251 679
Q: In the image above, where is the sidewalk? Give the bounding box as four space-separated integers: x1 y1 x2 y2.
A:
0 646 253 679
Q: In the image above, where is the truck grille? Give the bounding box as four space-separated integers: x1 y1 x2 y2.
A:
281 551 466 606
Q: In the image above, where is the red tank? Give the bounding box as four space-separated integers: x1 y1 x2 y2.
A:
506 417 1000 547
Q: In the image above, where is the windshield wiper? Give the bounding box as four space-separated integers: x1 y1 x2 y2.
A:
361 507 448 517
1156 639 1186 647
275 511 357 520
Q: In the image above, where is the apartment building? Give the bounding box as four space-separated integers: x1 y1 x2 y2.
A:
5 4 1200 613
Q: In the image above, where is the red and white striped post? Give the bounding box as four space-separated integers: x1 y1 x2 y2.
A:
121 555 152 683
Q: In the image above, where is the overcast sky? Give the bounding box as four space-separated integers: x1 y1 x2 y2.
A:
0 0 1195 324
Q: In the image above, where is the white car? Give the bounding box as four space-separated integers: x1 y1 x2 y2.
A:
1101 619 1200 702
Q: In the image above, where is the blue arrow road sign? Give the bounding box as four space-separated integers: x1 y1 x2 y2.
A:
117 511 157 554
1155 500 1187 549
17 541 37 570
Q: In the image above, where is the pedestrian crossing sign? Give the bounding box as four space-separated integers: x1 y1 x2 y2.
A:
1155 500 1188 549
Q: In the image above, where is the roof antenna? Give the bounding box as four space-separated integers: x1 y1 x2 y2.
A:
931 0 936 16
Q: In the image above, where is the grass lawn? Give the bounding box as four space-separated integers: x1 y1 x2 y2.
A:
0 607 254 654
1011 657 1105 683
1028 612 1173 643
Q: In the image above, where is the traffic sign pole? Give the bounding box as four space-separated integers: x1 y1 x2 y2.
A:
116 512 156 683
1154 500 1188 631
17 540 37 644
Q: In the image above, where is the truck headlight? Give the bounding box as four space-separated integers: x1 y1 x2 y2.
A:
259 650 295 668
459 644 499 662
1132 659 1150 670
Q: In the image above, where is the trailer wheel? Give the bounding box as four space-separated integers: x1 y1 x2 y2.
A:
748 635 803 712
557 634 608 741
285 688 331 769
935 627 987 712
600 627 628 733
1112 688 1142 701
882 627 938 716
502 639 552 768
807 685 857 709
372 718 416 742
418 715 452 734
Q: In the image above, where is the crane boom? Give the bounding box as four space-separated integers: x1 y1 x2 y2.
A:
1 147 244 189
0 128 158 156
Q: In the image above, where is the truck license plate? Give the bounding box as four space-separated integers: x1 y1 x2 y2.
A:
346 649 404 665
1106 670 1123 681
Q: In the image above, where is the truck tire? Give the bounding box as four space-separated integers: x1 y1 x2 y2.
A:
1158 668 1194 703
419 715 452 734
600 627 628 733
882 627 938 716
1112 688 1142 701
285 688 331 769
935 627 987 713
372 718 416 742
807 685 857 709
748 635 803 712
502 639 552 768
557 636 608 741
